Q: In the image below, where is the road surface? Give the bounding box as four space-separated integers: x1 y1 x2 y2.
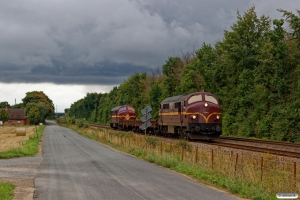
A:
34 121 242 200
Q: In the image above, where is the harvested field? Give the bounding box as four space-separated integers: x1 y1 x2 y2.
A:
0 126 36 152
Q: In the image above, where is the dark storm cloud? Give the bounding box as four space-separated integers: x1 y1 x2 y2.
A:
1 60 152 84
136 0 245 38
0 0 298 85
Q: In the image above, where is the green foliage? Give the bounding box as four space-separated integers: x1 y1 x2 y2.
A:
0 101 10 108
118 73 147 118
0 109 10 123
149 81 162 119
175 140 192 151
76 119 84 128
26 102 49 123
194 6 300 141
178 58 205 93
11 103 25 108
75 119 89 128
27 107 40 125
66 117 76 125
162 56 183 97
0 182 15 200
22 91 54 117
196 43 220 93
68 93 100 121
145 136 159 148
279 9 300 46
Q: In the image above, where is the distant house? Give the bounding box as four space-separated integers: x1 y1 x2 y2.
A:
0 107 29 125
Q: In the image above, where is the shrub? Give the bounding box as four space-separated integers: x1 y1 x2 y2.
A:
175 139 191 151
145 136 159 148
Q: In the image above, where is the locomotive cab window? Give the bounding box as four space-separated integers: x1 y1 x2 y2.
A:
119 107 126 111
187 94 202 104
174 102 181 108
162 104 169 109
205 95 218 105
128 107 135 111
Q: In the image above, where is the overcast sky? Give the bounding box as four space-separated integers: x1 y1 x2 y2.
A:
0 0 298 112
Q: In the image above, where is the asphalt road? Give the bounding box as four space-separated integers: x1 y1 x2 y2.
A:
34 121 241 200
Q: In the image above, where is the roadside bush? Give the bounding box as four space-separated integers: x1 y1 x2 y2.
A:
175 140 191 151
145 136 159 148
76 119 84 128
66 117 75 125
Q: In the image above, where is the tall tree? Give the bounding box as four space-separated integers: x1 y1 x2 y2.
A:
0 102 10 108
279 9 300 46
178 62 204 94
118 73 147 118
22 91 54 117
149 81 162 119
69 93 100 121
11 103 25 108
27 107 40 125
26 102 49 123
162 56 184 97
0 109 10 123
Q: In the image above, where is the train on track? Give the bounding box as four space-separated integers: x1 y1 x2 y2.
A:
110 91 222 140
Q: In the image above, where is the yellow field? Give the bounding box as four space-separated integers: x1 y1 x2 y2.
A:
0 126 36 152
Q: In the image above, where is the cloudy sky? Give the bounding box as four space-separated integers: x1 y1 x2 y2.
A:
0 0 298 112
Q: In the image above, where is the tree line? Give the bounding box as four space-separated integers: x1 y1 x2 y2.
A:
68 7 299 142
0 91 55 125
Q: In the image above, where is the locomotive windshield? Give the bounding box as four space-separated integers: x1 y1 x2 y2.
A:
187 94 202 104
205 95 218 105
128 107 135 111
119 107 126 111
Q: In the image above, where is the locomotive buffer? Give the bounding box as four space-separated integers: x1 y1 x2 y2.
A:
140 106 152 135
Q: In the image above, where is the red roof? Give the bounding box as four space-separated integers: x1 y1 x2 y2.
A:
0 108 27 120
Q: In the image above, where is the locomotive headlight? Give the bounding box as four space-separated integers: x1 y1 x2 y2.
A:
216 115 220 119
191 115 196 119
204 103 208 107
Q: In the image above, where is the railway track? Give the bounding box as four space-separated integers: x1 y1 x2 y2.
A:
215 136 300 157
219 135 300 148
89 123 110 129
89 123 300 159
209 140 300 159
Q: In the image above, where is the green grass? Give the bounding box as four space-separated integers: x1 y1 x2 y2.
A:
0 182 15 200
0 125 45 159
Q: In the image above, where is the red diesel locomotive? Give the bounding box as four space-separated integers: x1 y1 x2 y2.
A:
110 105 137 130
158 91 222 140
109 91 222 140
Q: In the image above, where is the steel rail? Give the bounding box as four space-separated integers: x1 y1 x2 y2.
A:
219 136 300 147
206 140 300 159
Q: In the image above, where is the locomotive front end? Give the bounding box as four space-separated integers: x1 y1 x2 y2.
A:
110 105 136 129
186 92 222 140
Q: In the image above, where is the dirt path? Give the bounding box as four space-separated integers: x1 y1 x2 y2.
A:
0 132 43 200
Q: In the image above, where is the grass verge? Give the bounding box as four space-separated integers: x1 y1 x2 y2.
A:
0 125 45 159
0 182 15 200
